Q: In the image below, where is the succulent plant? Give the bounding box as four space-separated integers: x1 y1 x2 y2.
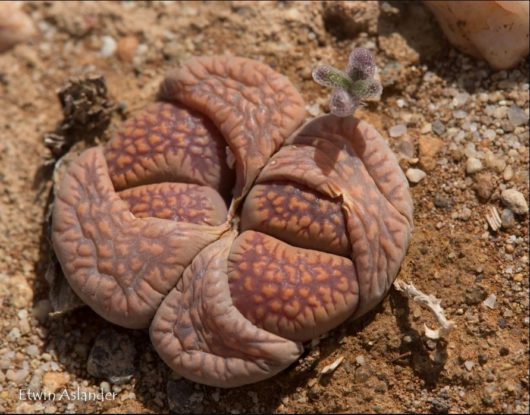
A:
312 47 382 117
51 55 412 387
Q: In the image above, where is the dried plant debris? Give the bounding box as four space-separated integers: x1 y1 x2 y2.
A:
43 74 116 166
40 75 116 315
486 206 502 232
312 48 382 117
320 356 344 375
394 279 455 338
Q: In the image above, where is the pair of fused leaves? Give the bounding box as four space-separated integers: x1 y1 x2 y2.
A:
313 48 382 117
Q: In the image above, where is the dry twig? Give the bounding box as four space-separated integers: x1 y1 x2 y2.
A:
393 280 455 338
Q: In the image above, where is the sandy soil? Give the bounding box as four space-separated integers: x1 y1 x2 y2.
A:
0 1 528 414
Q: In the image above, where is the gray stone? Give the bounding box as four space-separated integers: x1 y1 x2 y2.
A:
397 140 415 160
453 92 469 107
7 363 30 385
453 110 467 119
432 120 445 136
28 371 43 393
493 106 507 119
507 105 528 127
483 294 496 309
501 189 528 215
389 124 407 138
25 345 39 357
501 208 516 229
430 396 450 414
484 129 497 140
434 193 452 209
354 365 372 383
87 329 136 384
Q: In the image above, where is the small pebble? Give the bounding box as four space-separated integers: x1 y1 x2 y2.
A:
457 207 472 221
100 381 111 394
355 355 365 366
7 366 30 385
453 110 467 119
406 168 426 184
493 106 507 119
483 294 496 309
420 123 432 134
473 174 495 201
452 92 469 107
8 327 20 340
397 140 415 160
87 328 136 384
507 105 528 127
432 120 445 136
465 285 486 305
434 193 452 209
501 189 528 215
484 129 496 140
430 397 451 413
389 124 407 138
28 371 42 392
100 35 117 57
464 360 474 371
25 345 39 357
419 136 443 171
354 365 372 383
465 157 483 174
503 165 514 181
116 36 139 62
501 209 515 229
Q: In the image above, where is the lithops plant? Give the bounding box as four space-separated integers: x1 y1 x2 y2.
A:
52 54 413 387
